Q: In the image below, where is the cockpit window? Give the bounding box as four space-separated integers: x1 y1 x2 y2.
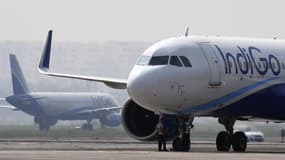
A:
149 56 169 66
180 56 192 67
170 56 183 67
137 56 151 65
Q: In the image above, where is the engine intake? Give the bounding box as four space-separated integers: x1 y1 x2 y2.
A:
121 99 179 141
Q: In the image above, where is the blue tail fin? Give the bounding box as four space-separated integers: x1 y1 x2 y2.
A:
9 54 30 95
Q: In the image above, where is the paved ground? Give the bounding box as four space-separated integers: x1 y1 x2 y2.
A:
0 138 284 160
1 150 285 160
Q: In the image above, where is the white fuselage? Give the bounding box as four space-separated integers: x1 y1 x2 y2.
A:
127 36 285 116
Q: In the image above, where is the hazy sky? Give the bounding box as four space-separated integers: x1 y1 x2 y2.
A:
0 0 284 42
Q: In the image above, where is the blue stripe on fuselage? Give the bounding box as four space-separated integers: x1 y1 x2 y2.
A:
181 76 280 113
212 83 285 120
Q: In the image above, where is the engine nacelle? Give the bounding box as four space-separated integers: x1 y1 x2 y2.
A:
99 112 121 127
121 99 179 141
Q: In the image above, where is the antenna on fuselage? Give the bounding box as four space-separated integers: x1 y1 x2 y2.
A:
185 27 189 37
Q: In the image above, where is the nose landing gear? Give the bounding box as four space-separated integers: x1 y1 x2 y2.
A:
216 117 247 152
172 116 194 151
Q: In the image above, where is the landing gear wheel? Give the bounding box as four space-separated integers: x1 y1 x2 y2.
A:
172 134 191 151
181 133 191 151
216 131 231 151
172 116 193 152
39 124 50 131
232 131 247 152
81 123 93 131
172 137 182 151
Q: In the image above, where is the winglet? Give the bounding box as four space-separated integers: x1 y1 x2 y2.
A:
39 30 53 72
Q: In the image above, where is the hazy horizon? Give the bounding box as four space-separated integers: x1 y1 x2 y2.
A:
0 0 285 42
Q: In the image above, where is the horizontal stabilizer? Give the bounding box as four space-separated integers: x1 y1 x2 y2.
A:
0 105 17 110
0 98 17 110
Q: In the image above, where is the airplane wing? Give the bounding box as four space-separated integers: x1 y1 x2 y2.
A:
38 30 127 89
77 106 122 115
59 106 121 118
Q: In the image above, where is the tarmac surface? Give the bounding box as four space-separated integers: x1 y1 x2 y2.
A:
0 138 284 160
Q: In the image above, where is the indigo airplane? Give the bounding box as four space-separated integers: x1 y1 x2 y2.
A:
39 30 285 152
1 54 121 131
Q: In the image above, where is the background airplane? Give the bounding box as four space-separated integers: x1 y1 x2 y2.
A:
0 54 121 131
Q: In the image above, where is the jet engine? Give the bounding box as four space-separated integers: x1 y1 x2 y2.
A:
121 99 179 141
99 112 121 127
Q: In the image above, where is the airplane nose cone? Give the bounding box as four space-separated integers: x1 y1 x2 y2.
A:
127 68 157 108
128 74 151 101
127 66 175 113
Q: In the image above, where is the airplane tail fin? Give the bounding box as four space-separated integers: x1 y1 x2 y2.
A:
9 54 30 95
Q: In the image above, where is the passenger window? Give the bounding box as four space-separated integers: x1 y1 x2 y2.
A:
149 56 169 66
170 56 183 67
180 56 192 67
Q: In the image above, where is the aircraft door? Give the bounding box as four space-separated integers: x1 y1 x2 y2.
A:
199 43 222 86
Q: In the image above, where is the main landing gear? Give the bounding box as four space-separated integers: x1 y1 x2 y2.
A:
172 116 194 151
81 119 93 131
34 117 57 131
216 117 247 152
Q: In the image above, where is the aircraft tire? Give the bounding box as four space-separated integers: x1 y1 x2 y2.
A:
172 137 181 151
172 134 191 151
181 133 191 151
81 123 93 131
232 131 247 152
39 124 50 131
216 131 231 151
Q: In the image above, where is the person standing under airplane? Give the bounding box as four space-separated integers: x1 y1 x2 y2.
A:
157 115 167 151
